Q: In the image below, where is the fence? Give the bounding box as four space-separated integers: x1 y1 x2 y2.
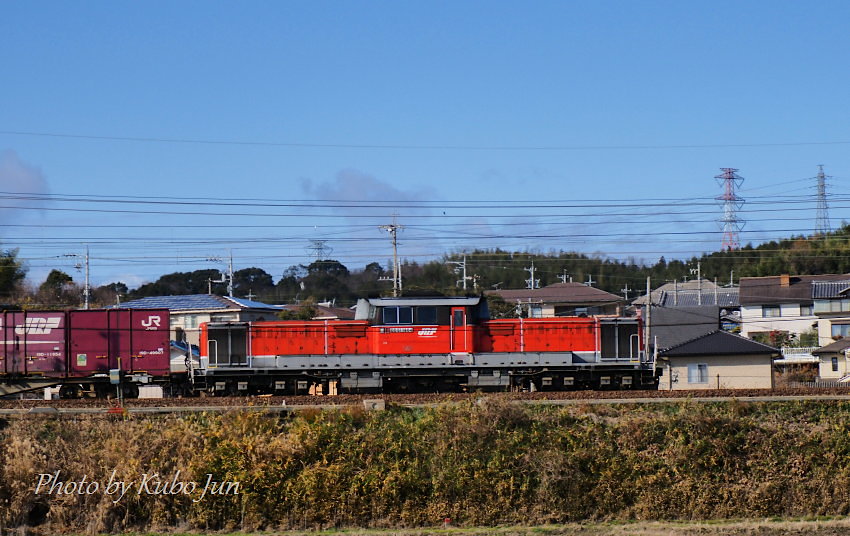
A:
787 380 850 389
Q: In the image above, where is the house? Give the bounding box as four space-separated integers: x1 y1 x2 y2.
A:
811 279 850 347
738 274 850 344
657 330 779 390
647 306 722 352
633 279 738 308
118 294 281 346
634 279 741 335
811 339 850 381
486 282 624 318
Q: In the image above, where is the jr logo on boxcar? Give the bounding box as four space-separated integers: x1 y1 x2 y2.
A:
141 315 162 330
15 317 62 335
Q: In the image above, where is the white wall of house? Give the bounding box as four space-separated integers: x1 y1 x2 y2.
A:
815 316 850 348
658 353 774 390
818 351 850 379
740 304 817 340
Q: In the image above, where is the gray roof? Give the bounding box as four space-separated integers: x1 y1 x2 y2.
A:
660 330 779 358
118 294 280 312
488 282 622 305
656 289 739 308
633 279 720 305
368 297 480 307
739 274 850 305
650 306 721 351
812 339 850 355
811 281 850 299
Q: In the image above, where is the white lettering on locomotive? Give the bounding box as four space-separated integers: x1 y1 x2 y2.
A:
380 327 414 333
417 327 438 337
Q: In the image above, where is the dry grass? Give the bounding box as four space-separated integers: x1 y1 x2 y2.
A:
4 400 850 534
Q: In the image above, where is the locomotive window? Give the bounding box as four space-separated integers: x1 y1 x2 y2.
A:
383 306 413 324
415 306 437 325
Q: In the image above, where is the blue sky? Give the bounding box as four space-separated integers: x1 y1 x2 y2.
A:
3 1 850 291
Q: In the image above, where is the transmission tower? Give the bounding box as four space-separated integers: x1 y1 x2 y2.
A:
815 164 831 235
306 239 333 261
715 168 745 251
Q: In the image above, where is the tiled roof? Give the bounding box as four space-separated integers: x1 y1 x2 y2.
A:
487 282 622 305
811 281 850 299
633 279 719 305
659 330 779 357
650 306 721 351
812 339 850 355
739 274 850 305
118 294 279 311
656 289 739 308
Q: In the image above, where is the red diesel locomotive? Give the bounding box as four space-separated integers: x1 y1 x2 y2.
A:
199 296 658 394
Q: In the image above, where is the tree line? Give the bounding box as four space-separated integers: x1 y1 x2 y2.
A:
4 224 850 309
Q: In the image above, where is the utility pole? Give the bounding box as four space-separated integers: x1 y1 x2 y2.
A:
558 270 572 284
645 276 651 363
227 251 234 297
64 246 90 309
525 260 540 289
206 253 233 296
690 261 702 305
379 218 404 297
447 255 472 290
585 274 596 287
621 284 632 300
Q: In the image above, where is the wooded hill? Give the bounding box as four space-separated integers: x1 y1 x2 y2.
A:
16 224 850 308
114 224 850 307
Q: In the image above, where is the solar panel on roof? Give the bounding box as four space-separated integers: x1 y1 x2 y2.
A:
117 294 280 311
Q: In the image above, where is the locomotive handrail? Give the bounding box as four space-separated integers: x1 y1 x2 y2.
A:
630 334 640 362
207 340 218 369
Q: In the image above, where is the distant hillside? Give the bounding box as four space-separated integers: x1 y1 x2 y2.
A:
105 225 850 306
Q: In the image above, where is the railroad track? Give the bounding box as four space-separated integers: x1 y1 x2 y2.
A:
3 388 850 416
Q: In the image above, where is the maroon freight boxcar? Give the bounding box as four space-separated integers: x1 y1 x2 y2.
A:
0 309 170 397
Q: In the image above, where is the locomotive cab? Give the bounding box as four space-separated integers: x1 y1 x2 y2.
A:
355 297 487 355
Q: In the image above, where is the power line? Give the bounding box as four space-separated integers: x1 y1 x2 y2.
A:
5 129 850 151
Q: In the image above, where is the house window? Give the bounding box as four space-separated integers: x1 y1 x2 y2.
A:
815 299 850 314
529 305 543 318
762 305 781 318
800 304 814 316
687 363 708 384
832 357 839 372
382 306 413 325
832 324 850 339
